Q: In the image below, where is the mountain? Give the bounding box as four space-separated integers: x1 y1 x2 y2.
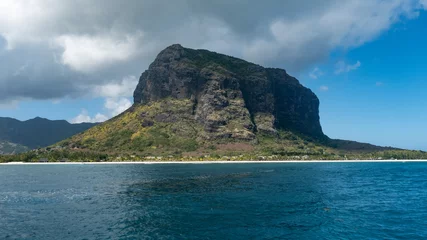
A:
0 140 29 155
133 44 324 139
0 117 96 154
49 44 402 161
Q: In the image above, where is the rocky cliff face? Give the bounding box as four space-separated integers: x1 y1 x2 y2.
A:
58 44 393 157
134 44 324 140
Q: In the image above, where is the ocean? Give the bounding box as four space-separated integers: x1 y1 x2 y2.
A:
1 162 427 239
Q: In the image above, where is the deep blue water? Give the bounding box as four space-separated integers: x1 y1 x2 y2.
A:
1 162 427 239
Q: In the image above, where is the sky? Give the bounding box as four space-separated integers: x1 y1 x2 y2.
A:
0 0 427 150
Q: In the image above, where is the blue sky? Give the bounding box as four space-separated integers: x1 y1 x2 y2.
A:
0 0 426 150
299 11 427 150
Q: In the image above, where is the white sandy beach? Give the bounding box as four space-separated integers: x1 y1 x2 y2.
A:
1 160 427 165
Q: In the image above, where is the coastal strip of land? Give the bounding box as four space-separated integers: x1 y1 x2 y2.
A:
1 160 427 165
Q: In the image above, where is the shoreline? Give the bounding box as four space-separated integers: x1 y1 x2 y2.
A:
1 159 427 165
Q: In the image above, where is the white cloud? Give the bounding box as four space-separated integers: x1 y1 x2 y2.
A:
70 109 108 123
244 0 420 69
104 98 132 117
309 67 324 79
70 97 132 123
95 76 138 98
0 0 54 49
0 100 19 109
70 74 135 123
0 0 425 103
69 75 135 123
54 33 143 73
334 61 361 74
13 63 29 76
320 86 329 91
52 99 62 104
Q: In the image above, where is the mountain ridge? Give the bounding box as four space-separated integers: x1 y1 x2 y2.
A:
0 117 97 153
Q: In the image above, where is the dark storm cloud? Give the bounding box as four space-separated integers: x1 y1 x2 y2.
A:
0 0 423 102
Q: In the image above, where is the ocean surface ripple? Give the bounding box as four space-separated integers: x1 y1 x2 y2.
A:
1 162 427 239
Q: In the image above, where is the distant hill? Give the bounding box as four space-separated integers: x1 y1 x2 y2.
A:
0 140 29 155
326 139 397 152
0 117 96 154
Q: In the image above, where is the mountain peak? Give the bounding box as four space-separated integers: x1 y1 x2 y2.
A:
30 117 47 121
152 43 186 64
165 43 184 50
134 45 324 139
55 45 397 158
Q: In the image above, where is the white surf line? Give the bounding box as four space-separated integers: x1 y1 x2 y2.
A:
1 160 427 165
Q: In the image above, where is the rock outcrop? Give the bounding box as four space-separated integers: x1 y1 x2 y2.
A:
134 44 324 140
58 44 395 157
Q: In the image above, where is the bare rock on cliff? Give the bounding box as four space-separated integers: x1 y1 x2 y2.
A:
134 44 324 140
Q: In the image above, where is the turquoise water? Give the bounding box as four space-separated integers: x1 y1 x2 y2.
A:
1 163 427 239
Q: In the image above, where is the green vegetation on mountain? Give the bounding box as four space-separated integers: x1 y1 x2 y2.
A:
52 98 330 156
0 140 29 155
